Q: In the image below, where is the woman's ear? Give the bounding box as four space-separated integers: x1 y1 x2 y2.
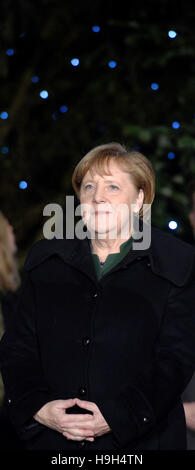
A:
134 188 144 213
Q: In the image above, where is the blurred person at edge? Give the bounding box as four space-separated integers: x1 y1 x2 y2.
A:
0 211 22 449
0 143 195 451
182 179 195 450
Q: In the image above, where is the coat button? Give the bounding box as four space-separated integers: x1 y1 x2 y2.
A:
147 262 151 267
143 416 150 423
82 337 91 346
8 399 12 404
91 292 98 298
137 256 142 261
79 386 87 396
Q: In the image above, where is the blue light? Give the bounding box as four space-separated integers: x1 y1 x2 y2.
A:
31 76 39 83
108 61 117 68
51 112 58 120
172 121 180 129
0 111 8 120
92 25 100 33
19 181 28 189
71 58 80 66
168 152 175 159
168 220 178 230
19 33 25 38
6 48 15 56
59 105 68 113
40 90 49 99
168 30 177 39
151 83 159 90
1 146 9 154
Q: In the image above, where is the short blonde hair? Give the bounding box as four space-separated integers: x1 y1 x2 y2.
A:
0 212 21 292
72 142 155 219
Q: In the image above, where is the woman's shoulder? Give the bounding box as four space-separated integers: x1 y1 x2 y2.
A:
150 224 195 287
151 224 195 254
23 237 78 272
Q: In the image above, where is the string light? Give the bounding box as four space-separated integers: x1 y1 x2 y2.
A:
92 26 100 33
172 121 180 129
31 76 39 83
108 61 117 68
19 181 28 189
168 152 175 159
0 111 8 120
151 83 159 90
168 30 177 39
6 49 14 56
168 220 178 230
59 105 68 113
40 90 49 99
71 58 80 66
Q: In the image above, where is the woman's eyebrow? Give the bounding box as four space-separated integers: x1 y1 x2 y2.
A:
83 179 119 183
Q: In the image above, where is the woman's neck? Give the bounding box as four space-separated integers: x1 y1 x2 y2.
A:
90 233 132 258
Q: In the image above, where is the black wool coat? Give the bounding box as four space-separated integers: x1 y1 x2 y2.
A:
0 224 195 451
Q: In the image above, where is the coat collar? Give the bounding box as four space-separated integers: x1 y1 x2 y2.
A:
25 221 195 287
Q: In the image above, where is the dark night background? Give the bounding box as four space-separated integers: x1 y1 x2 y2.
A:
1 0 195 267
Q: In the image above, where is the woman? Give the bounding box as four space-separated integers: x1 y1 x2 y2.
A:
0 142 195 451
0 211 22 449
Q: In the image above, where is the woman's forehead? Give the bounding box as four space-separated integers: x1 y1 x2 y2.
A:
83 161 129 181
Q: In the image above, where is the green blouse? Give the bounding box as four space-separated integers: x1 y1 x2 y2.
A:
89 236 133 281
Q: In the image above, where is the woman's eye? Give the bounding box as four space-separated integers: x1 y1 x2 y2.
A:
84 184 119 190
109 185 119 190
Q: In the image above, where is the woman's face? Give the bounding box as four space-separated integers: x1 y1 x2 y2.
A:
79 159 144 239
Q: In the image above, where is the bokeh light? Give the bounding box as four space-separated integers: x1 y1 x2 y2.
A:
0 111 8 120
40 90 49 99
31 76 39 83
151 83 159 90
168 220 178 230
108 61 117 68
6 49 15 56
19 181 28 189
168 30 177 38
92 26 100 33
59 105 68 113
71 58 80 66
168 152 175 159
172 121 180 129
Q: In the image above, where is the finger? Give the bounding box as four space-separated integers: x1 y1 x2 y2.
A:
63 422 94 431
63 431 94 441
63 427 94 438
75 398 96 412
63 415 94 428
56 398 77 409
63 433 84 441
64 413 93 422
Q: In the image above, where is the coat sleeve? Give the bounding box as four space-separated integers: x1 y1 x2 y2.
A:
0 271 56 440
96 258 195 449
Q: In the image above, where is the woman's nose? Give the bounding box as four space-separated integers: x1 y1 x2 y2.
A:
93 186 106 202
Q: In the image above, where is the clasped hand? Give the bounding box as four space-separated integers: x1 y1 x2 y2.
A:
34 397 111 441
